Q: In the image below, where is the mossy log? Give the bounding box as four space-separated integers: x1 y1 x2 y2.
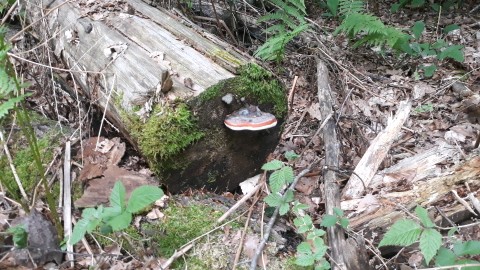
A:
24 0 286 193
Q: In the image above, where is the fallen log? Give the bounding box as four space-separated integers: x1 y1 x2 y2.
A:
23 0 287 193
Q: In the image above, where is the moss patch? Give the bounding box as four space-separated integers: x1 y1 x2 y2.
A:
0 114 65 201
122 103 204 175
198 63 287 117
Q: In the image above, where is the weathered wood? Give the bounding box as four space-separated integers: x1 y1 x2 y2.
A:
24 0 285 193
342 100 412 200
316 58 369 270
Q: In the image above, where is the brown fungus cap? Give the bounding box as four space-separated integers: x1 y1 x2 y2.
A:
224 105 277 131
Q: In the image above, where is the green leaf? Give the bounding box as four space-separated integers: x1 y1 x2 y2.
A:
411 0 425 7
437 45 464 62
0 94 31 120
265 193 283 207
420 65 437 78
126 186 163 213
261 159 284 171
420 228 442 264
320 214 337 228
339 217 350 229
292 202 309 214
69 218 89 245
411 21 425 40
333 207 344 217
277 166 295 183
107 211 132 231
447 227 458 237
379 219 422 247
8 225 27 248
284 151 299 161
435 247 457 266
327 0 339 16
279 201 290 215
415 206 435 228
284 190 294 202
432 39 447 49
296 242 315 266
110 181 126 210
453 241 480 256
308 228 326 238
294 216 313 233
443 24 460 34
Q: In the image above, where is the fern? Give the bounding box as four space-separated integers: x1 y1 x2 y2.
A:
255 0 309 62
335 0 410 52
338 0 365 15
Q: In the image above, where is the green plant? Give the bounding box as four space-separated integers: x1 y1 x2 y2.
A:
255 0 309 62
391 0 460 13
7 224 28 248
379 206 480 267
407 21 463 78
69 181 164 245
261 152 332 269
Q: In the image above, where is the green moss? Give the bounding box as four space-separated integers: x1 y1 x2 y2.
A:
212 49 244 66
0 136 55 200
198 63 287 117
124 103 204 175
140 203 222 268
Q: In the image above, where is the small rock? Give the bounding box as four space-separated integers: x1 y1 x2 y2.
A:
11 210 62 267
221 93 234 104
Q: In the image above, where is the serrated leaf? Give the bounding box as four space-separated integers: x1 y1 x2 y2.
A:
379 219 422 247
420 228 442 264
265 193 283 207
411 21 425 40
447 227 458 237
437 45 464 62
420 65 437 78
110 181 126 210
297 242 312 253
333 207 344 217
69 218 89 245
320 215 337 228
277 166 295 183
313 244 328 259
284 190 294 202
339 217 349 229
285 151 299 161
443 24 459 34
454 241 480 256
126 186 163 213
308 228 326 238
108 211 132 231
8 225 27 248
435 247 457 266
279 202 290 215
415 206 435 228
296 253 315 266
292 202 309 214
262 159 284 171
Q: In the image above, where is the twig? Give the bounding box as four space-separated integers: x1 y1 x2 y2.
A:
0 129 29 203
232 194 260 270
9 0 73 42
160 243 194 269
451 190 477 216
217 173 265 223
63 141 74 267
249 168 311 270
287 76 298 114
1 0 18 25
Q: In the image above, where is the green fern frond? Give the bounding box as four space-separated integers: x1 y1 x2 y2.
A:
338 0 365 15
265 24 287 35
335 13 385 37
0 94 29 119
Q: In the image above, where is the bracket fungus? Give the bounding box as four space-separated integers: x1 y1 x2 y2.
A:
224 105 277 131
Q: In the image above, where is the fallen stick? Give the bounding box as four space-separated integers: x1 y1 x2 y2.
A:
342 100 412 199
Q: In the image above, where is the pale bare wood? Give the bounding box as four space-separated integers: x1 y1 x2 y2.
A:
342 100 412 200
